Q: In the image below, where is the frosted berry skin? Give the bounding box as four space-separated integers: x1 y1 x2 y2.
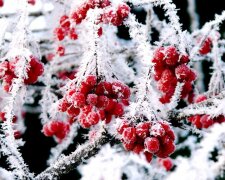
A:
152 46 195 104
0 56 44 92
144 137 160 153
43 121 70 142
188 94 225 129
158 158 173 171
117 120 175 163
199 37 212 55
58 75 130 128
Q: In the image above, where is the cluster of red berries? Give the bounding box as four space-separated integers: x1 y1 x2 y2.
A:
54 15 78 43
188 95 225 129
158 157 173 171
54 1 130 56
152 46 196 104
0 112 22 139
42 120 70 142
71 0 130 27
0 56 44 92
117 120 175 163
58 75 130 129
198 37 212 55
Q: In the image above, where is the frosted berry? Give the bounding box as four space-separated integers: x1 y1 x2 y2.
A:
86 94 98 105
122 127 137 144
144 137 160 153
133 144 144 154
136 122 151 139
97 95 109 108
57 45 65 56
54 27 65 41
72 92 86 107
117 120 130 134
144 152 153 163
199 37 212 55
200 115 214 128
195 94 207 103
164 46 179 66
113 103 124 116
116 3 130 19
87 111 100 125
158 158 173 171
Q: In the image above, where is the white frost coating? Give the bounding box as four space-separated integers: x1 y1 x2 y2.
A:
167 123 225 180
79 144 166 180
0 167 14 180
187 0 199 31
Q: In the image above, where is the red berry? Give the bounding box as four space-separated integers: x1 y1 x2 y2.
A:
215 115 225 124
79 82 92 95
179 54 190 64
86 94 98 105
14 130 22 139
97 95 109 108
104 113 112 124
95 81 112 95
71 4 89 24
27 0 35 5
58 98 70 112
0 0 4 7
122 127 136 144
98 27 103 37
195 94 207 103
112 81 130 99
54 27 65 41
60 15 71 30
69 28 78 40
151 123 166 137
189 115 202 129
67 106 80 117
199 37 212 55
144 152 153 163
113 103 124 117
98 109 105 120
71 92 86 107
200 115 214 128
105 98 116 112
57 45 65 56
117 120 130 134
116 3 130 19
164 46 179 66
85 75 97 86
79 113 91 128
175 64 191 81
136 122 151 139
133 144 144 154
157 69 177 93
158 158 173 171
123 141 135 151
87 111 100 125
82 105 93 114
144 137 160 153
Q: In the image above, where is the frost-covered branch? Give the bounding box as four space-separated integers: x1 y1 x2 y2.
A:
35 130 112 180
